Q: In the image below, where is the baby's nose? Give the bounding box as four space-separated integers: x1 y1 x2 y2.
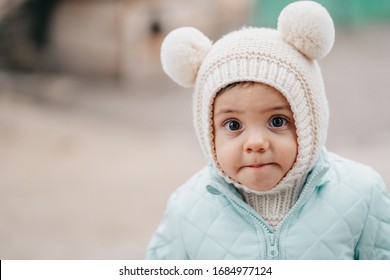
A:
243 130 270 153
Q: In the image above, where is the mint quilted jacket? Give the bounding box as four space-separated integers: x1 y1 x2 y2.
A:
146 150 390 259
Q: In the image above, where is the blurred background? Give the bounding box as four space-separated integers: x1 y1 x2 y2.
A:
0 0 389 259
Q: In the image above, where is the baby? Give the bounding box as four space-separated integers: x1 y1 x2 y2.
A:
146 1 390 259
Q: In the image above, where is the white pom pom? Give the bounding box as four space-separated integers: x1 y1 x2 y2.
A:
160 27 212 88
278 1 335 60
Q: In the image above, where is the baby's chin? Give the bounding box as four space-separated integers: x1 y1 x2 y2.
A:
237 179 278 192
235 174 281 192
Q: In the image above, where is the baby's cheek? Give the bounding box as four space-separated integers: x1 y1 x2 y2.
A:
217 145 236 170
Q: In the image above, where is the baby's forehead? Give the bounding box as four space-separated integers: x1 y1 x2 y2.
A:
215 82 288 103
213 82 293 115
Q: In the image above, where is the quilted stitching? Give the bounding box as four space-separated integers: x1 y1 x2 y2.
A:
355 171 390 259
146 152 390 259
179 182 260 259
287 155 382 259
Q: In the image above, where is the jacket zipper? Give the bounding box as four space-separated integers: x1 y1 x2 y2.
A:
277 164 330 228
229 198 280 259
268 233 278 258
209 162 330 259
210 181 276 258
231 198 275 259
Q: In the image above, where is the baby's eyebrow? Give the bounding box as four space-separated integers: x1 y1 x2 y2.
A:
267 105 291 112
214 108 243 117
214 104 291 116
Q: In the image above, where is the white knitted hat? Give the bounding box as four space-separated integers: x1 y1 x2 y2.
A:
160 1 335 195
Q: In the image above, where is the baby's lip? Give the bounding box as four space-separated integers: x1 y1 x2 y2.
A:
244 163 273 168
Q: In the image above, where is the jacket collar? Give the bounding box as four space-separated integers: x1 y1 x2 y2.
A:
305 147 331 188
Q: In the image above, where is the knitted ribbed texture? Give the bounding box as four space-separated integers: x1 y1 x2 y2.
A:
160 1 334 230
241 183 302 230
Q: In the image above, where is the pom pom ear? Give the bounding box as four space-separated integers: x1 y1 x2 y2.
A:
160 27 212 88
278 1 335 60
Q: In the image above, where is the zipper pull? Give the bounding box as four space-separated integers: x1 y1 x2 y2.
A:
268 234 279 258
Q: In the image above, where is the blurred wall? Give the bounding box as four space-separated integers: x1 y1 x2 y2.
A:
0 0 26 21
0 0 58 70
0 0 253 82
48 0 253 83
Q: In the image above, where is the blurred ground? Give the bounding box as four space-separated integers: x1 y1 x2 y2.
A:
0 24 390 259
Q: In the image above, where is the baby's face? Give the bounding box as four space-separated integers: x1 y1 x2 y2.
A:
213 83 298 191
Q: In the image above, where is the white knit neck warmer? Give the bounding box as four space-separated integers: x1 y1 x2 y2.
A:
241 183 304 230
160 1 335 229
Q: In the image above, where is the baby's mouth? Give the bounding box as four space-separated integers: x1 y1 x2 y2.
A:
244 163 273 168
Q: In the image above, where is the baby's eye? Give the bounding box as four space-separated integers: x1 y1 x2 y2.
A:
224 120 242 131
269 116 288 128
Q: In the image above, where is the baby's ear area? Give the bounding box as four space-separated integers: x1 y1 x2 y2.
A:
277 1 335 60
160 27 213 88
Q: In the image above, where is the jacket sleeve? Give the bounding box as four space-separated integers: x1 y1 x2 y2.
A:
145 192 189 259
355 171 390 260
